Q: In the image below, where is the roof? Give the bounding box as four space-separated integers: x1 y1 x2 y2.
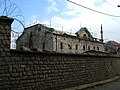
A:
75 27 93 40
105 41 119 46
105 40 120 50
111 41 119 45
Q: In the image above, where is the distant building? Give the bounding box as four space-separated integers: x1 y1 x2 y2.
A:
16 24 105 54
105 41 120 54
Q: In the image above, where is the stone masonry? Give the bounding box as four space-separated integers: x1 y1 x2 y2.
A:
0 16 120 90
16 24 104 54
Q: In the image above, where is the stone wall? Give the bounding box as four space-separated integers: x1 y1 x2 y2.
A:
0 16 120 90
1 50 120 90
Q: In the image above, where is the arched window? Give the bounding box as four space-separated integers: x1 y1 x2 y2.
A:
88 46 90 51
97 47 99 51
60 42 63 49
83 34 87 39
83 45 85 50
76 45 78 50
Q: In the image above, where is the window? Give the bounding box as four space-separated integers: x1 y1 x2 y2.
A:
29 33 33 47
76 45 78 50
97 47 99 51
83 45 85 50
68 44 72 49
88 46 90 51
43 42 45 50
83 34 87 39
105 48 108 51
60 42 63 49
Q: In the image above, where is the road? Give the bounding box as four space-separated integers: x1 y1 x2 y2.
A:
85 78 120 90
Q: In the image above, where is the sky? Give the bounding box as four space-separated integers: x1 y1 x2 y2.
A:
1 0 120 42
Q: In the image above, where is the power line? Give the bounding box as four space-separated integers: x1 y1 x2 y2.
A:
111 0 119 5
66 0 120 17
102 0 117 8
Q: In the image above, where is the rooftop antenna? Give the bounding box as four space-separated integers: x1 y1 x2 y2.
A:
94 33 97 38
29 20 31 26
89 26 91 31
35 17 37 24
50 20 51 27
62 26 63 33
70 29 72 34
80 23 81 28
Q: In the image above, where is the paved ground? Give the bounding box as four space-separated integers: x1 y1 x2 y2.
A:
84 78 120 90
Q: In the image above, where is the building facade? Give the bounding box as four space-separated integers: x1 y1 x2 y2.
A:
16 24 105 54
105 41 120 55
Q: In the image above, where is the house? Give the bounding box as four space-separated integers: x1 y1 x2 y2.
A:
16 24 105 54
105 41 120 54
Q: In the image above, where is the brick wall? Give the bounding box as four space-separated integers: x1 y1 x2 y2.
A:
0 16 120 90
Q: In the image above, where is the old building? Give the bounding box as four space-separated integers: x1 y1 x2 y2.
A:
105 40 120 54
16 24 105 54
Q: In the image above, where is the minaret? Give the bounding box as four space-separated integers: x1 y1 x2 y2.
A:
100 24 103 42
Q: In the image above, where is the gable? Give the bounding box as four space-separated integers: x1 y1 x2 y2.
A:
75 27 93 40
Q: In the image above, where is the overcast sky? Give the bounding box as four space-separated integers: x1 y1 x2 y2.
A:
1 0 120 42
